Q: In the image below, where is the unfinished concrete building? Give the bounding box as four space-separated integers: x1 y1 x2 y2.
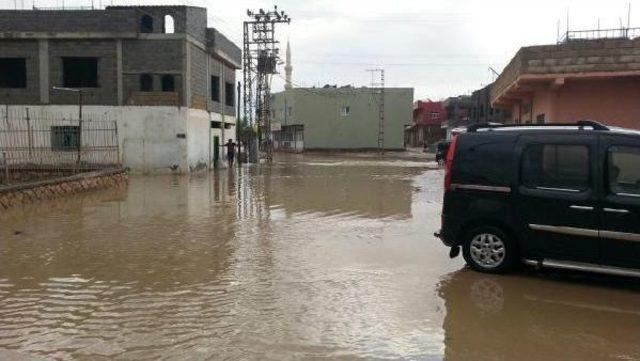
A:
491 30 640 128
0 6 241 173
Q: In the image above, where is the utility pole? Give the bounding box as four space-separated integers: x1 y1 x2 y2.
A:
242 6 290 163
237 81 241 165
367 69 385 155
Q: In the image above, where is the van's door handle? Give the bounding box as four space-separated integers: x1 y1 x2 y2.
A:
570 205 594 211
604 208 630 214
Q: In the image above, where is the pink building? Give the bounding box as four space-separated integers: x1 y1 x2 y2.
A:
491 34 640 129
405 100 447 147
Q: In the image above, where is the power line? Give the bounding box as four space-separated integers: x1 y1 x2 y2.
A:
296 60 487 67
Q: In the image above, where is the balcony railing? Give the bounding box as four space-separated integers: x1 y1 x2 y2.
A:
558 27 640 43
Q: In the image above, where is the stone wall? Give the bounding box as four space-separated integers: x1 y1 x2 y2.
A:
0 169 127 210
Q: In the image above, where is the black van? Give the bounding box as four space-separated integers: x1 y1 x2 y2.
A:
436 121 640 277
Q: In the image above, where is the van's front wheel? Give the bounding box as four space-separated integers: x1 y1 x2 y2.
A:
462 226 517 274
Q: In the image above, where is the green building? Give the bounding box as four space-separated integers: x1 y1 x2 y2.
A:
270 86 413 151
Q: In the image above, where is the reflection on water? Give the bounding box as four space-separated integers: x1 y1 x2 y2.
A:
439 269 640 361
0 155 455 360
0 154 638 360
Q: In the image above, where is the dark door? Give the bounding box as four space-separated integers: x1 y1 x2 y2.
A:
515 134 600 263
598 136 640 269
213 136 220 168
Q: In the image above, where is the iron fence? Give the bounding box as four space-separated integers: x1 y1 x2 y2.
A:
0 107 120 185
559 27 640 43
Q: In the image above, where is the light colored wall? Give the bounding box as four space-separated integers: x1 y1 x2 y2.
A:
0 105 233 173
186 108 210 171
507 77 640 128
552 78 640 128
272 88 413 150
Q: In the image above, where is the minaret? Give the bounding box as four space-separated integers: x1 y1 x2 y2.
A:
284 40 293 90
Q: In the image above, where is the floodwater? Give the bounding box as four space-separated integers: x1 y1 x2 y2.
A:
0 154 639 360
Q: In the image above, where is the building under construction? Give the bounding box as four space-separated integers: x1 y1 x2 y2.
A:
270 85 413 151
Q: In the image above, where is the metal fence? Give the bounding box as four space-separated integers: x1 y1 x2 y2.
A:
0 107 120 185
559 27 640 43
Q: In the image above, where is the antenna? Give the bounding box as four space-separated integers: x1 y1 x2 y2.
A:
628 2 632 29
488 66 500 81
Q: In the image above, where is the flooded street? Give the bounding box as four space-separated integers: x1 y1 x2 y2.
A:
0 154 639 360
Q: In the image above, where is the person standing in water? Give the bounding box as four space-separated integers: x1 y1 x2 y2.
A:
224 139 237 167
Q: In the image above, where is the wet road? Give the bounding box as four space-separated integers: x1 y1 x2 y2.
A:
0 154 639 360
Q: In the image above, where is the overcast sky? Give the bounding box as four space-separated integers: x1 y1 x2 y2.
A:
2 0 638 100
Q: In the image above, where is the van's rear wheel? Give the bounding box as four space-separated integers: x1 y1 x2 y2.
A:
462 226 517 274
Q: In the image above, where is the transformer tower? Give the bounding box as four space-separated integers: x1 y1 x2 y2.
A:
242 6 290 162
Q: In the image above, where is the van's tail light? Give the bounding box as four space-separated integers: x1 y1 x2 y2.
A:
444 135 458 192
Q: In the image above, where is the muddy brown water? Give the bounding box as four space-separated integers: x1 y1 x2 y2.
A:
0 155 639 360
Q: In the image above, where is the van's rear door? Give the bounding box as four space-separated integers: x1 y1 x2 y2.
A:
515 133 600 263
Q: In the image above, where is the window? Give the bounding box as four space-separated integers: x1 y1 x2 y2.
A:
224 82 234 106
0 58 26 88
163 15 175 34
454 141 514 187
62 57 98 88
340 106 351 117
521 144 590 191
608 146 640 197
141 15 153 33
211 76 220 102
536 114 545 124
287 107 292 117
430 111 439 120
161 75 175 92
140 74 153 91
51 126 80 151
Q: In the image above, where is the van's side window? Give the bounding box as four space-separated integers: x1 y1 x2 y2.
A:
521 144 589 191
608 146 640 197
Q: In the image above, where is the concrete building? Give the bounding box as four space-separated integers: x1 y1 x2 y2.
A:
442 95 472 139
0 6 241 173
491 31 640 128
271 86 413 151
469 83 509 124
405 100 447 147
270 43 412 151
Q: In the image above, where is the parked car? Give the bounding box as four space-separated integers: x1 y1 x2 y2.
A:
434 140 451 164
435 120 640 277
